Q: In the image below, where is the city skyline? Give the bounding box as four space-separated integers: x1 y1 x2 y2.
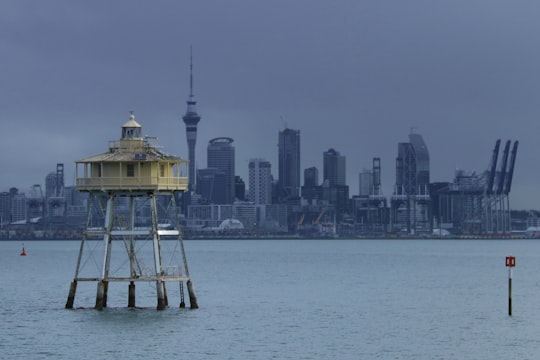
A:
0 118 522 236
0 112 526 212
1 128 518 205
1 1 539 209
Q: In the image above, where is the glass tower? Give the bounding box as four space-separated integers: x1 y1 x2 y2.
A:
323 148 346 187
207 137 235 204
278 128 301 199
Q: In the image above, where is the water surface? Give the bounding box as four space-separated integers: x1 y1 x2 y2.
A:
1 239 539 359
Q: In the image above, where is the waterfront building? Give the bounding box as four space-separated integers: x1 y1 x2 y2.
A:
207 137 235 204
187 203 254 231
188 204 233 229
11 193 27 223
431 171 484 235
186 202 287 234
248 159 272 205
259 204 288 232
0 191 13 224
234 203 257 231
278 128 301 200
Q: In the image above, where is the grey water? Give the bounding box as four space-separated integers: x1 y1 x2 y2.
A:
2 239 540 359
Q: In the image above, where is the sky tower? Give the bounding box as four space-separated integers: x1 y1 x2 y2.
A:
182 48 201 192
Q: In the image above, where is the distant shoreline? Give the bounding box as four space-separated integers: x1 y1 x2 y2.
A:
0 234 532 241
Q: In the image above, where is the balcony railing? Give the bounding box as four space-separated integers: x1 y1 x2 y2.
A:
76 176 188 192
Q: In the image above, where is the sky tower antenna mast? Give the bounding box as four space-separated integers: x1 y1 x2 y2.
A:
182 46 202 194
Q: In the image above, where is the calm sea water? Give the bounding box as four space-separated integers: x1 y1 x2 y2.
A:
1 239 540 359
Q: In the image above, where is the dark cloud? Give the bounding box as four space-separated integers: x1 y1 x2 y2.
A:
1 0 539 209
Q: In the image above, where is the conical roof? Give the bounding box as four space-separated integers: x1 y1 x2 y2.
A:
122 114 142 128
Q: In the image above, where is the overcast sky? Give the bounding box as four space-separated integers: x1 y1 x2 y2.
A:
1 1 539 209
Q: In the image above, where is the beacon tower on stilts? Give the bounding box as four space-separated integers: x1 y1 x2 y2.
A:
65 114 198 310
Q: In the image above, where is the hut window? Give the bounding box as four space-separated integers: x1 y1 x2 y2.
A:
127 164 135 177
160 164 165 177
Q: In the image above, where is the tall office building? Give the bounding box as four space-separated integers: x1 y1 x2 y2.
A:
304 167 319 187
408 133 430 195
207 137 235 204
392 131 431 233
0 189 16 223
248 159 272 205
323 148 346 186
182 49 201 192
196 168 228 204
394 133 430 196
235 176 246 201
301 166 322 204
322 149 348 215
395 142 416 196
278 128 301 199
11 193 27 223
359 169 373 196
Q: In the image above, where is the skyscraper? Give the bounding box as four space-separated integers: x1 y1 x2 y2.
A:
207 137 235 204
323 148 346 186
0 192 11 224
196 168 227 204
304 167 319 187
322 149 348 214
11 193 27 223
408 133 430 195
248 159 272 205
392 131 431 234
235 176 246 201
394 133 430 196
395 142 416 196
359 169 373 196
182 49 201 192
301 166 322 205
278 128 300 199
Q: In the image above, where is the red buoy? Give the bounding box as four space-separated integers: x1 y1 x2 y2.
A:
20 244 26 256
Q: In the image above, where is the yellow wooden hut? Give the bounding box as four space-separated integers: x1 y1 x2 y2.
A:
75 114 188 192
